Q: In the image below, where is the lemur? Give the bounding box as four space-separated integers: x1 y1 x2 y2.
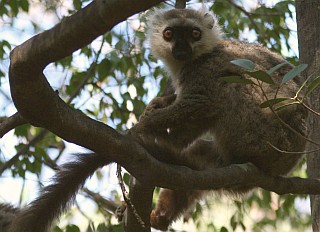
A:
130 7 308 230
1 7 307 232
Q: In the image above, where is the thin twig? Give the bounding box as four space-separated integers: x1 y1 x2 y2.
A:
295 97 320 117
116 164 145 228
258 81 320 147
267 141 320 154
226 0 261 33
75 201 91 221
67 39 105 104
83 187 118 213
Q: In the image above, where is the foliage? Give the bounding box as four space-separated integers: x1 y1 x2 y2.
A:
0 0 314 231
224 58 319 112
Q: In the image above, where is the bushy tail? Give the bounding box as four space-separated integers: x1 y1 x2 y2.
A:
8 153 111 232
0 203 20 231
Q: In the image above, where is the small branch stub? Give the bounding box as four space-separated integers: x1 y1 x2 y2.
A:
175 0 189 9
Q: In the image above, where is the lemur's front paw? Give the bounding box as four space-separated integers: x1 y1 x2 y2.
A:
140 94 176 121
146 94 176 111
150 210 170 231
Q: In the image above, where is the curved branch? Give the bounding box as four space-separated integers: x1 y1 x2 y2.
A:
9 0 163 165
0 112 27 138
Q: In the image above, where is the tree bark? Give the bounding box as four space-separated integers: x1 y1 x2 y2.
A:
296 1 320 231
125 178 154 232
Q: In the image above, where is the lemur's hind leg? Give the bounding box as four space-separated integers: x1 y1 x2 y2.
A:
151 189 204 231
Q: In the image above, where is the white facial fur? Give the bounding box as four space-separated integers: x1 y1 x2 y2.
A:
147 8 223 83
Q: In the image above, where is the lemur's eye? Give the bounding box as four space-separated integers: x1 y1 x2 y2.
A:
192 28 201 41
163 27 173 41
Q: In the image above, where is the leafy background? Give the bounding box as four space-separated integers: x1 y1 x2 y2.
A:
0 0 311 231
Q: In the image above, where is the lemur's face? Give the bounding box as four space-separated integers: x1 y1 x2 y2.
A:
147 9 222 64
162 25 202 61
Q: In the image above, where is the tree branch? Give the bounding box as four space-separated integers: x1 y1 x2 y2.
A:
125 178 154 232
0 112 27 138
82 187 118 213
130 162 320 195
9 0 164 165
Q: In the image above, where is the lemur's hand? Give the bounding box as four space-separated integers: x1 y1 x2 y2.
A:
129 94 176 137
140 94 176 121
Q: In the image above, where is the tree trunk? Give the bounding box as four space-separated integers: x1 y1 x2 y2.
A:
125 178 154 232
296 1 320 231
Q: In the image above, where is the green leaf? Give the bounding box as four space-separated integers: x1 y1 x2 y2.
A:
115 40 125 50
1 40 12 50
66 224 80 232
246 70 275 85
260 98 290 108
105 32 113 44
219 76 255 85
101 224 122 232
14 124 30 137
123 173 130 185
73 0 82 10
281 64 308 84
9 0 19 16
274 102 299 111
230 214 237 230
53 226 63 232
230 59 255 70
306 76 320 96
20 0 29 11
97 59 111 80
220 227 229 232
96 223 108 232
267 62 288 75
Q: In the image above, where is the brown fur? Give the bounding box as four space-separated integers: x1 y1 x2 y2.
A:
129 8 308 230
0 204 20 231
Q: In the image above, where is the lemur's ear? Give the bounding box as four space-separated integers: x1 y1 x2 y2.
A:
204 12 214 29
